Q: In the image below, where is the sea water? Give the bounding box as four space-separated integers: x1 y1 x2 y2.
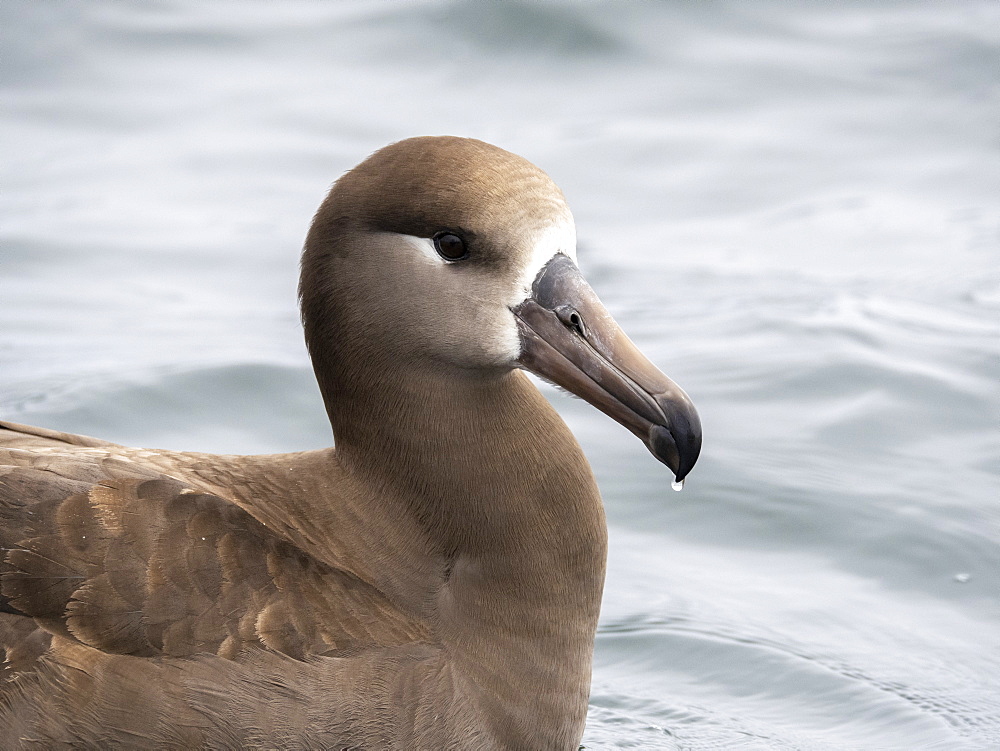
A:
2 2 998 748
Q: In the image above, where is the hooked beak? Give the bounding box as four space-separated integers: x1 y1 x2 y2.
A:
512 254 701 483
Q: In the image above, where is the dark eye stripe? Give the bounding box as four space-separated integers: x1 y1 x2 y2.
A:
433 231 468 261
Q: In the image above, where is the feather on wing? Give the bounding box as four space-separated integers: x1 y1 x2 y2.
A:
0 422 428 674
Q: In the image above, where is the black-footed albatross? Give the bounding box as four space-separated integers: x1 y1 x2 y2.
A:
0 136 700 750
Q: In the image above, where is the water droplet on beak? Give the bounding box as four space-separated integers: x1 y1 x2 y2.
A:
671 479 684 492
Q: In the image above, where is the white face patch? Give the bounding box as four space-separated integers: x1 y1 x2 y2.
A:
401 234 446 266
387 218 577 369
509 214 578 307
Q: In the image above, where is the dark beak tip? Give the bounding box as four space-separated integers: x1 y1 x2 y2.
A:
648 423 702 484
675 431 702 482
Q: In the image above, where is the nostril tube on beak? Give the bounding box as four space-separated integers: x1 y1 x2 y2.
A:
554 305 586 336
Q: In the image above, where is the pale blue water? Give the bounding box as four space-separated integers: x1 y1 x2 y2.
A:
2 2 999 748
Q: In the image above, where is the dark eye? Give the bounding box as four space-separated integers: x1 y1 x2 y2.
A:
433 231 468 261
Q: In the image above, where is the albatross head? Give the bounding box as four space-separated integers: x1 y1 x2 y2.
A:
300 136 701 482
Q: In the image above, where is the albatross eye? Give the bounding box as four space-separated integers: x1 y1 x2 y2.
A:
433 231 468 261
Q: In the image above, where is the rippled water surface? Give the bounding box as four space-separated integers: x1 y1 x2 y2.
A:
2 2 999 748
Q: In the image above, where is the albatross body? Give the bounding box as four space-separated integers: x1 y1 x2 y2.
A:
0 137 700 749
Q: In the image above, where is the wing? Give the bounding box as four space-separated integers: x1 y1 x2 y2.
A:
0 421 427 675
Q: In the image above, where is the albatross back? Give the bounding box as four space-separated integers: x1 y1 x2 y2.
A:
0 421 443 747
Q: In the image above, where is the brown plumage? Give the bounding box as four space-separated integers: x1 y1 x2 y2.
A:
0 136 700 749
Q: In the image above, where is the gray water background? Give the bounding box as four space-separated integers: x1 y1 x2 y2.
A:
2 2 998 748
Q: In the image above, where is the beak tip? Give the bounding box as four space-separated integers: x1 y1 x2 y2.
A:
648 420 702 484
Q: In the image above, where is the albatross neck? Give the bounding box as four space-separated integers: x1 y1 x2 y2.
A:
323 363 606 557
